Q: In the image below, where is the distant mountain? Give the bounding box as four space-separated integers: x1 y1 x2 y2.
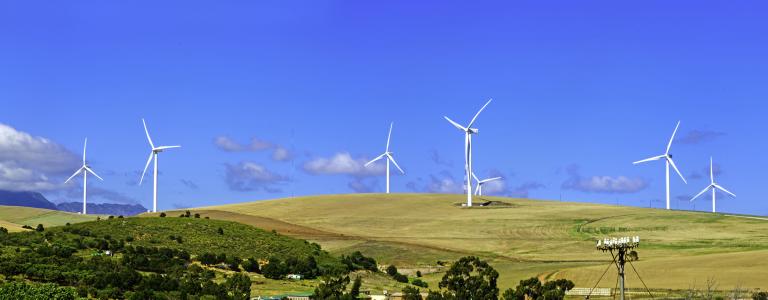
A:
56 202 148 216
0 190 57 210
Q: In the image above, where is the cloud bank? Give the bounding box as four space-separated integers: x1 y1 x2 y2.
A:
562 165 648 194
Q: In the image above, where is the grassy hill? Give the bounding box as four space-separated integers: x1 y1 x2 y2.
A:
190 194 768 291
0 205 99 232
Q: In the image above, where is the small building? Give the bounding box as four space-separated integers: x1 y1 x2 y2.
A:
286 274 303 280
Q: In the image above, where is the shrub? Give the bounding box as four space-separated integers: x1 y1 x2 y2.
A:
386 265 399 277
159 213 166 218
35 224 45 232
412 278 428 288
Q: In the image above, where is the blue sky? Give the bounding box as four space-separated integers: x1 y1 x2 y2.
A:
1 1 767 214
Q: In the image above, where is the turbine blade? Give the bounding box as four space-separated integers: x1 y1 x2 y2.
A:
364 154 386 167
690 185 711 202
666 121 681 154
386 122 393 152
714 184 736 197
444 116 466 131
710 157 714 184
667 157 687 184
83 137 88 164
85 166 104 181
481 177 503 184
471 172 480 183
142 119 155 149
467 99 492 129
633 155 665 165
474 184 480 195
155 146 181 150
64 167 84 184
387 154 405 174
139 152 153 185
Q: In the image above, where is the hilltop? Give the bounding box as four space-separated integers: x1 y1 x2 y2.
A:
0 205 99 232
190 194 768 291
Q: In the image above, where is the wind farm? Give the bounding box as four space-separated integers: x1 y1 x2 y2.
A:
1 1 765 299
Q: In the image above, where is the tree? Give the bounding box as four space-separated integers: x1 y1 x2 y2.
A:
35 224 45 232
0 282 76 300
312 275 350 300
416 270 422 277
439 256 498 300
243 258 261 273
217 227 224 235
627 250 639 261
502 277 574 300
402 286 423 300
753 291 768 300
159 212 166 217
350 277 362 298
262 257 287 280
226 273 251 300
412 279 429 288
386 265 399 277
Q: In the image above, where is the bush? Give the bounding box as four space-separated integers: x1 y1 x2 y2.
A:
341 251 378 272
754 291 768 300
402 286 423 300
35 224 45 232
159 213 166 217
243 258 261 273
217 227 224 235
412 278 428 288
393 273 409 283
416 270 422 277
0 282 76 300
439 256 499 300
386 265 399 277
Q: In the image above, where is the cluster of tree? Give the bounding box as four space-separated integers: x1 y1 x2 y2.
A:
199 252 248 271
386 265 410 283
340 251 378 272
311 276 363 300
178 210 202 219
0 282 76 300
262 255 321 279
501 278 574 300
754 291 768 300
0 225 253 299
395 256 572 300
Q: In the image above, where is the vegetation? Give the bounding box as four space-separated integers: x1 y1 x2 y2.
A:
502 278 574 300
0 206 98 232
433 256 499 300
0 215 349 298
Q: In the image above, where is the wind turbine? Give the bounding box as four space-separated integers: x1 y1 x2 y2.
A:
633 121 687 210
445 99 492 207
365 122 405 194
690 157 735 213
64 138 104 215
139 119 181 213
472 172 502 196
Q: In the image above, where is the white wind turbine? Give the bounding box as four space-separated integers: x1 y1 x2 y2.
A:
139 119 181 213
445 99 492 207
365 122 405 194
690 157 735 213
471 172 502 196
64 138 104 215
633 121 687 210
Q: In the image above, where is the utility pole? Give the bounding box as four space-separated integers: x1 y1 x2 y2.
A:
596 236 640 300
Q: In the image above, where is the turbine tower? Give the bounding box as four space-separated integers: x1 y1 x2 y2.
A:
472 173 502 196
365 122 405 194
633 121 687 210
139 119 181 213
64 138 104 215
445 99 492 207
690 157 736 213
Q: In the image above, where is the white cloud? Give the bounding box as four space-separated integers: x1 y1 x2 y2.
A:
225 161 287 192
0 124 80 191
214 136 272 152
562 165 648 194
272 146 292 162
302 152 384 177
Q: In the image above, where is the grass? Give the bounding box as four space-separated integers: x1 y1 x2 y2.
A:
0 205 99 231
183 193 768 291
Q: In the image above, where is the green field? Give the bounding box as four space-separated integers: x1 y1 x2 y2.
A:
187 194 768 292
0 206 99 232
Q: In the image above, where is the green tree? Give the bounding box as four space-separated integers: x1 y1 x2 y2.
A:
312 275 350 300
226 273 251 300
438 256 498 300
386 265 399 277
402 286 423 300
0 282 76 300
753 292 768 300
350 277 362 298
35 224 45 232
